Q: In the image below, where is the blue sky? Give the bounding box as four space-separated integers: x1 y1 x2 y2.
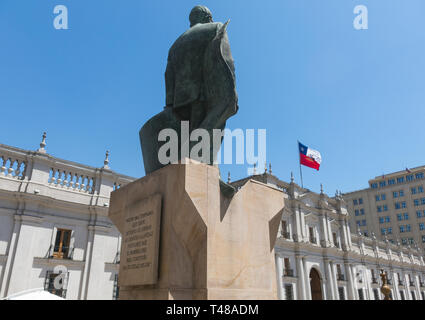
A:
1 0 425 195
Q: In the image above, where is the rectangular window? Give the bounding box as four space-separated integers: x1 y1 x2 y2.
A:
358 289 364 300
404 213 409 220
402 202 406 208
397 214 402 221
399 190 404 197
113 274 119 300
400 290 405 300
406 224 411 232
377 206 382 212
284 284 294 300
338 287 345 300
422 198 425 205
379 217 384 224
362 220 366 226
411 187 417 195
416 173 424 180
380 181 386 187
395 203 401 209
371 183 378 189
397 177 404 183
353 199 358 205
383 205 388 212
407 175 414 182
419 186 424 193
420 223 425 231
359 198 363 204
53 229 72 259
400 225 405 233
44 271 67 298
417 211 422 218
281 220 288 237
360 209 365 215
355 209 359 216
373 288 379 300
414 199 419 206
284 257 291 276
388 179 395 185
393 191 398 198
381 228 386 235
376 195 380 201
385 216 390 223
381 194 386 200
387 227 392 234
333 232 338 246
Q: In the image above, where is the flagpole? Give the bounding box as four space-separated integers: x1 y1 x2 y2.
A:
297 140 304 188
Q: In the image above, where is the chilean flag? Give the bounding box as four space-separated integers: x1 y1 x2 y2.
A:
298 142 322 171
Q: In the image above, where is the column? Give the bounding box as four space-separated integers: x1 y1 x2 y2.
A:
275 254 284 300
345 263 356 300
303 257 311 300
326 216 333 245
300 208 306 242
330 262 340 299
293 206 302 242
296 255 306 299
0 214 23 298
79 225 95 299
324 259 335 300
363 267 372 300
319 213 329 246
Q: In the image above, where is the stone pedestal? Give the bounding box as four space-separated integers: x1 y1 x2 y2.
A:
109 160 284 300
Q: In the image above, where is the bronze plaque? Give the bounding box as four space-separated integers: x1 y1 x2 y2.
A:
118 193 162 286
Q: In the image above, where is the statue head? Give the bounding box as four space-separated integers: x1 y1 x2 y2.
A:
189 5 213 27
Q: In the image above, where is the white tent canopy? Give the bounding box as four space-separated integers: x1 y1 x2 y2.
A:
2 288 65 300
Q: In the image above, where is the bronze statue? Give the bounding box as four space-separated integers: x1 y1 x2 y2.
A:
139 5 238 181
380 270 392 300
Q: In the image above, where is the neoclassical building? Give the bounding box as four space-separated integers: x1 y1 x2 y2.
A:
231 170 425 300
0 137 424 300
0 137 133 300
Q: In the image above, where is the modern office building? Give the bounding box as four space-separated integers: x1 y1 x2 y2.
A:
344 166 425 254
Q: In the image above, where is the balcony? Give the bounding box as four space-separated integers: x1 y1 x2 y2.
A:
46 244 74 260
337 274 345 281
283 269 294 277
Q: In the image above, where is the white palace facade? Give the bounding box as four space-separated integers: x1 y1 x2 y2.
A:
0 137 424 300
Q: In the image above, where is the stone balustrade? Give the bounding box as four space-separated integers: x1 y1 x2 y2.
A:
0 146 28 180
0 143 135 207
